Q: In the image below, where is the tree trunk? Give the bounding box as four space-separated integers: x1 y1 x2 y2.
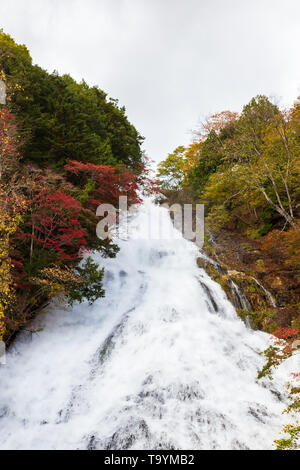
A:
260 188 299 230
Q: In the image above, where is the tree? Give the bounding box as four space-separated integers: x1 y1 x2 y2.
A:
0 197 23 340
17 188 87 267
0 106 25 340
0 30 144 170
199 96 300 232
182 141 202 176
195 110 238 144
231 96 300 229
65 160 141 208
68 257 105 306
188 131 225 198
32 257 105 307
0 107 20 182
157 146 186 190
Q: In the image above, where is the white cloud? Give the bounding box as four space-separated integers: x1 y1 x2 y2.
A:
1 0 300 163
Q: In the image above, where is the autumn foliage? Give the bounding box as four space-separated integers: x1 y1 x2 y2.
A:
0 70 152 344
262 221 300 274
0 116 149 342
65 160 142 208
18 189 86 261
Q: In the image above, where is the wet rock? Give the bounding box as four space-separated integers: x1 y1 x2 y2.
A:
0 405 9 419
119 270 128 278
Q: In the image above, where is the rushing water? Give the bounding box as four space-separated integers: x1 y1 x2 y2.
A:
0 200 293 450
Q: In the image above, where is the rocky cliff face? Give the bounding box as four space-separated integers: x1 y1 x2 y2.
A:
158 193 300 334
198 230 300 333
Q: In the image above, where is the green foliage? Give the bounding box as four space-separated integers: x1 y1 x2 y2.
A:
275 425 300 450
258 221 273 237
257 345 281 380
257 206 277 236
157 146 186 189
237 308 278 333
188 132 223 196
68 257 105 306
79 178 96 204
0 31 144 169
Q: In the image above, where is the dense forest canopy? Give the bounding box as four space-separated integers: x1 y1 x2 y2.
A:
0 29 144 169
158 96 300 237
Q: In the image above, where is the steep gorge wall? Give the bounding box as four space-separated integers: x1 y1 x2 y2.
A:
197 231 300 333
159 194 300 334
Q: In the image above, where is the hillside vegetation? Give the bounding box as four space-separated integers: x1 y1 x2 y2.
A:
158 96 300 326
0 30 151 344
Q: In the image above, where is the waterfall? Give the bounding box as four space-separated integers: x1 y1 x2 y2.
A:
0 199 293 450
228 279 253 311
250 277 277 307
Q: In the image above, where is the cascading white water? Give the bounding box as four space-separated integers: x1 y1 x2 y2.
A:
0 200 293 450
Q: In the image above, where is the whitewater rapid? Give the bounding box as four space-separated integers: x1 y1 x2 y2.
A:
0 200 293 449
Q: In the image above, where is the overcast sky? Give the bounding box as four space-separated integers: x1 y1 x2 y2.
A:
1 0 300 164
